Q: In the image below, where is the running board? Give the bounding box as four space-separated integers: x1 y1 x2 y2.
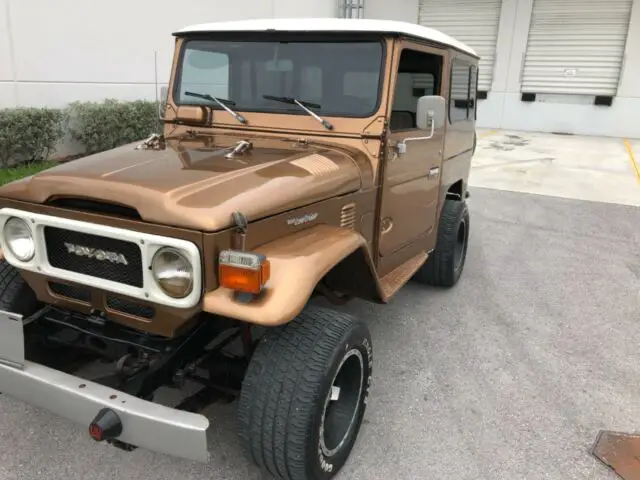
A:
379 252 428 301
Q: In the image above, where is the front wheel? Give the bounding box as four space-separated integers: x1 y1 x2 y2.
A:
0 259 39 315
236 306 373 480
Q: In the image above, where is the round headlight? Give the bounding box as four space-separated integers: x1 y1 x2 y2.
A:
151 247 194 298
3 217 35 262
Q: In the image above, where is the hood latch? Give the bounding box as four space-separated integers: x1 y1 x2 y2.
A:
225 140 253 159
135 133 165 150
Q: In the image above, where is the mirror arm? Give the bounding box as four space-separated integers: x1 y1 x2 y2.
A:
396 111 436 154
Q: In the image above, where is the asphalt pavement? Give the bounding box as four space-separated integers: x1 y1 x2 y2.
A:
0 186 639 480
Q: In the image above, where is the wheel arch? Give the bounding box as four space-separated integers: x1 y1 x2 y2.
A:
445 178 466 201
320 244 384 304
202 224 383 326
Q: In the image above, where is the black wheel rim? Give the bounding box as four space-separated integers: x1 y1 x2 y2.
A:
453 218 467 271
319 349 365 457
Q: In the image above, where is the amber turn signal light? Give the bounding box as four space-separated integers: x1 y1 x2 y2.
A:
218 250 271 294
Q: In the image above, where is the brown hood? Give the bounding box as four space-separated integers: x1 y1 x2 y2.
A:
0 137 362 231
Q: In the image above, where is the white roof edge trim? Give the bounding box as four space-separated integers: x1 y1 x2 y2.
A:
174 18 478 57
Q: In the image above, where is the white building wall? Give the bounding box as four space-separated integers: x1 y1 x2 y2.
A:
0 0 336 109
364 0 418 23
2 0 639 138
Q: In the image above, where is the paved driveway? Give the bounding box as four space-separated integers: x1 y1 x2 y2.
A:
471 130 640 207
1 186 638 480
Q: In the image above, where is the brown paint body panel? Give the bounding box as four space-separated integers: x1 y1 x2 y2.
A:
0 136 362 232
202 224 378 325
22 272 199 338
0 31 477 337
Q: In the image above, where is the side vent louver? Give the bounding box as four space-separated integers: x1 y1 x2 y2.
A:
340 203 356 229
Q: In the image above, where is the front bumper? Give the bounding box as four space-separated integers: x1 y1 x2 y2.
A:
0 310 209 463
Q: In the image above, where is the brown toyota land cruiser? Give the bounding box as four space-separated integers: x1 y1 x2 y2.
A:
0 18 477 480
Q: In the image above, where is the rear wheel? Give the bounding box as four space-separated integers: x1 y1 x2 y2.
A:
413 198 470 287
236 305 372 480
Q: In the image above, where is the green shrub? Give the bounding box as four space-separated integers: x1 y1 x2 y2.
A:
0 161 58 186
67 99 158 155
0 108 67 167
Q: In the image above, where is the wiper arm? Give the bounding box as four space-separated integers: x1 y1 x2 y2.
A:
184 91 247 125
262 95 333 130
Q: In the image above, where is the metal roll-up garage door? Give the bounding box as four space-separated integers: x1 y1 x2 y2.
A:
418 0 502 92
521 0 633 95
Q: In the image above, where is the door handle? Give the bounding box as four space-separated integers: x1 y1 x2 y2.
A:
428 166 440 178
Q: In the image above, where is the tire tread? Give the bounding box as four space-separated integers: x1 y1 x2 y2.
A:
0 259 36 313
414 199 469 287
237 306 364 480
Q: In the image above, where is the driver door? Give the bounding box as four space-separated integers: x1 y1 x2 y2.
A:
377 43 447 276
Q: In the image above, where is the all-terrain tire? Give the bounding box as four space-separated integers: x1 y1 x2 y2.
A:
236 305 373 480
413 198 470 287
0 259 38 315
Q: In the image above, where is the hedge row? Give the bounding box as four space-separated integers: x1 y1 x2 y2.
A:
0 99 158 167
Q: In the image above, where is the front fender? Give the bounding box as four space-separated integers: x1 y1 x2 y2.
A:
202 224 370 326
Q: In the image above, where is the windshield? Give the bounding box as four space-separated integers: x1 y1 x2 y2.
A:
173 38 384 119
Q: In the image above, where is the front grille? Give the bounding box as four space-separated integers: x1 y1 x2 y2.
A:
106 296 155 319
44 227 143 287
49 282 91 303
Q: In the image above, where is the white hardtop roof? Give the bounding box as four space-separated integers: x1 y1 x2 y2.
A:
174 18 478 57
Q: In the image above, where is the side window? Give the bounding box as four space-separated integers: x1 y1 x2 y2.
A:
178 50 229 103
390 48 443 132
449 58 476 123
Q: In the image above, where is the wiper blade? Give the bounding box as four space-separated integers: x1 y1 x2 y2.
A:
184 91 247 125
262 95 333 130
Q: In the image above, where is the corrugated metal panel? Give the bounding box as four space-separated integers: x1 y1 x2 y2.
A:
418 0 502 91
522 0 633 95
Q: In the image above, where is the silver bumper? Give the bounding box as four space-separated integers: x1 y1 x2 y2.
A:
0 310 210 463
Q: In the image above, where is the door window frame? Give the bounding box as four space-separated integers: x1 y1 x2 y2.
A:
387 41 447 134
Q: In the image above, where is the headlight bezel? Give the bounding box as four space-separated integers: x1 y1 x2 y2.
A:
2 216 36 262
150 246 195 299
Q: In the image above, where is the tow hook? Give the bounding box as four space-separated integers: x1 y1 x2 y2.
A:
89 408 123 442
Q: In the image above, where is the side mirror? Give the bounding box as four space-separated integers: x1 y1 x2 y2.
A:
174 105 209 125
416 95 446 130
397 95 445 154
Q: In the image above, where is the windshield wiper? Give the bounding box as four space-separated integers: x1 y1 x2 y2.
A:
184 91 247 125
262 95 333 130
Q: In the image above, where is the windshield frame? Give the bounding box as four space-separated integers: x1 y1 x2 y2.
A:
170 32 388 123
